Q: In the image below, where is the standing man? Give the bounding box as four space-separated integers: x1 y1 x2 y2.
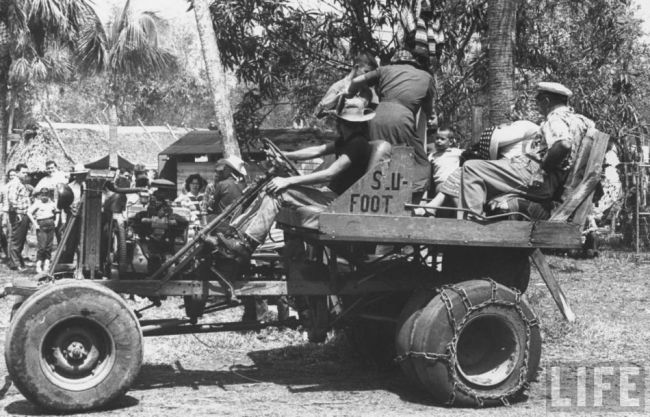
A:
6 164 31 270
202 156 247 222
60 163 89 263
34 160 68 193
460 82 594 216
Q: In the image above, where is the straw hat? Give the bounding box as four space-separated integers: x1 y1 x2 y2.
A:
216 155 247 176
70 163 89 175
390 49 420 67
335 96 375 123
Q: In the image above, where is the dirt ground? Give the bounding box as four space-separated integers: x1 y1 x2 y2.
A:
0 247 648 416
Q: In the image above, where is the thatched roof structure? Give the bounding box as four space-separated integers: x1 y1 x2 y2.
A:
7 123 187 172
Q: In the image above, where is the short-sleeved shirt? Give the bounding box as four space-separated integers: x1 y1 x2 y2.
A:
328 134 372 195
29 199 58 220
429 147 462 191
34 171 68 194
203 178 245 215
537 106 595 170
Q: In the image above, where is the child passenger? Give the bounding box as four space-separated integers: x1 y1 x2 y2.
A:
27 187 59 273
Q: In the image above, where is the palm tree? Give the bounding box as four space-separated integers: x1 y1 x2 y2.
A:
486 0 518 125
0 0 93 173
191 0 240 158
77 0 176 147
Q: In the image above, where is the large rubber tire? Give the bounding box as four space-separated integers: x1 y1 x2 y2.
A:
395 289 437 385
5 281 143 412
403 280 541 407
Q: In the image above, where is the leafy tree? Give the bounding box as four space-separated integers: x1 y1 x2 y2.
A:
0 0 94 172
77 0 176 144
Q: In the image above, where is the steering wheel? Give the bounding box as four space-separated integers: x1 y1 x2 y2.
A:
261 137 301 176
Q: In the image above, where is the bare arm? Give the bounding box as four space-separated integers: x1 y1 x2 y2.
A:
27 204 39 229
266 155 352 194
347 70 379 97
542 139 571 172
283 142 336 161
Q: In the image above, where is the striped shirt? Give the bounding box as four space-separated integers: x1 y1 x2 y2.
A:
6 178 30 214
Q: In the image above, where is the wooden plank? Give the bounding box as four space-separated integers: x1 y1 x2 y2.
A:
327 146 415 216
550 129 610 223
530 249 576 322
570 130 611 224
97 278 430 297
531 221 582 248
318 214 536 247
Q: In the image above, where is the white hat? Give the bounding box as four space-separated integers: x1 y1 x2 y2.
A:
537 82 573 97
70 163 89 174
216 155 247 176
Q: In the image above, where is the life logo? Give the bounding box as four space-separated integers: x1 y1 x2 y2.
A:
546 362 646 412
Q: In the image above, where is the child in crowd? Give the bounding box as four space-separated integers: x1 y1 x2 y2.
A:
27 187 59 273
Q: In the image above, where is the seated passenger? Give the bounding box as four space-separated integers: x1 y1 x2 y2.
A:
214 97 374 261
461 82 594 217
416 120 539 217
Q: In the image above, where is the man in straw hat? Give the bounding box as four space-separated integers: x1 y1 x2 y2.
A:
214 96 375 261
203 155 248 221
59 162 89 263
346 48 435 199
460 81 595 217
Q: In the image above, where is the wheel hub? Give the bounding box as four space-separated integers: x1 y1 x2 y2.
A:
40 317 115 391
64 341 88 361
455 314 520 388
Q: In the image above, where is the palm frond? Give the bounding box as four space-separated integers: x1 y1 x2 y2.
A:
106 6 176 77
76 9 108 74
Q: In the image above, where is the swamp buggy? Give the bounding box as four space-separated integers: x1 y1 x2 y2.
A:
2 130 609 412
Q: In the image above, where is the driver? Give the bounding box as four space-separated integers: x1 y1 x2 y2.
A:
214 97 375 262
132 179 189 273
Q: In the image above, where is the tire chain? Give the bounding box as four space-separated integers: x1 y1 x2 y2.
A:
394 279 540 407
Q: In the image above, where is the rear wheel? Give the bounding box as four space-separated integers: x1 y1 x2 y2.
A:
401 280 541 406
5 281 143 412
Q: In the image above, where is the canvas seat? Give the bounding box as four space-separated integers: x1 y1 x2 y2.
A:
276 140 393 230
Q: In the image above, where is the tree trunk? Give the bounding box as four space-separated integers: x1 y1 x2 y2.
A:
192 0 241 158
0 75 7 175
486 0 518 126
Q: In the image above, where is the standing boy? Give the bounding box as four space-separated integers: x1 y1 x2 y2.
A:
27 188 59 273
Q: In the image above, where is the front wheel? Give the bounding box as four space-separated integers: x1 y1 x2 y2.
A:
5 281 143 412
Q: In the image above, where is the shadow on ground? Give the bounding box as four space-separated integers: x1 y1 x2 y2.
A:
133 340 438 406
4 396 139 416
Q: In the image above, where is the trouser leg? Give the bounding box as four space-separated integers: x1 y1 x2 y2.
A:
461 157 554 215
242 186 335 243
9 213 29 268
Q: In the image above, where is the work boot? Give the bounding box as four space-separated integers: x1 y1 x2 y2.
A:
216 233 254 261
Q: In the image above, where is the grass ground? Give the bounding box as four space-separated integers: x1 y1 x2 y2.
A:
0 244 648 416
